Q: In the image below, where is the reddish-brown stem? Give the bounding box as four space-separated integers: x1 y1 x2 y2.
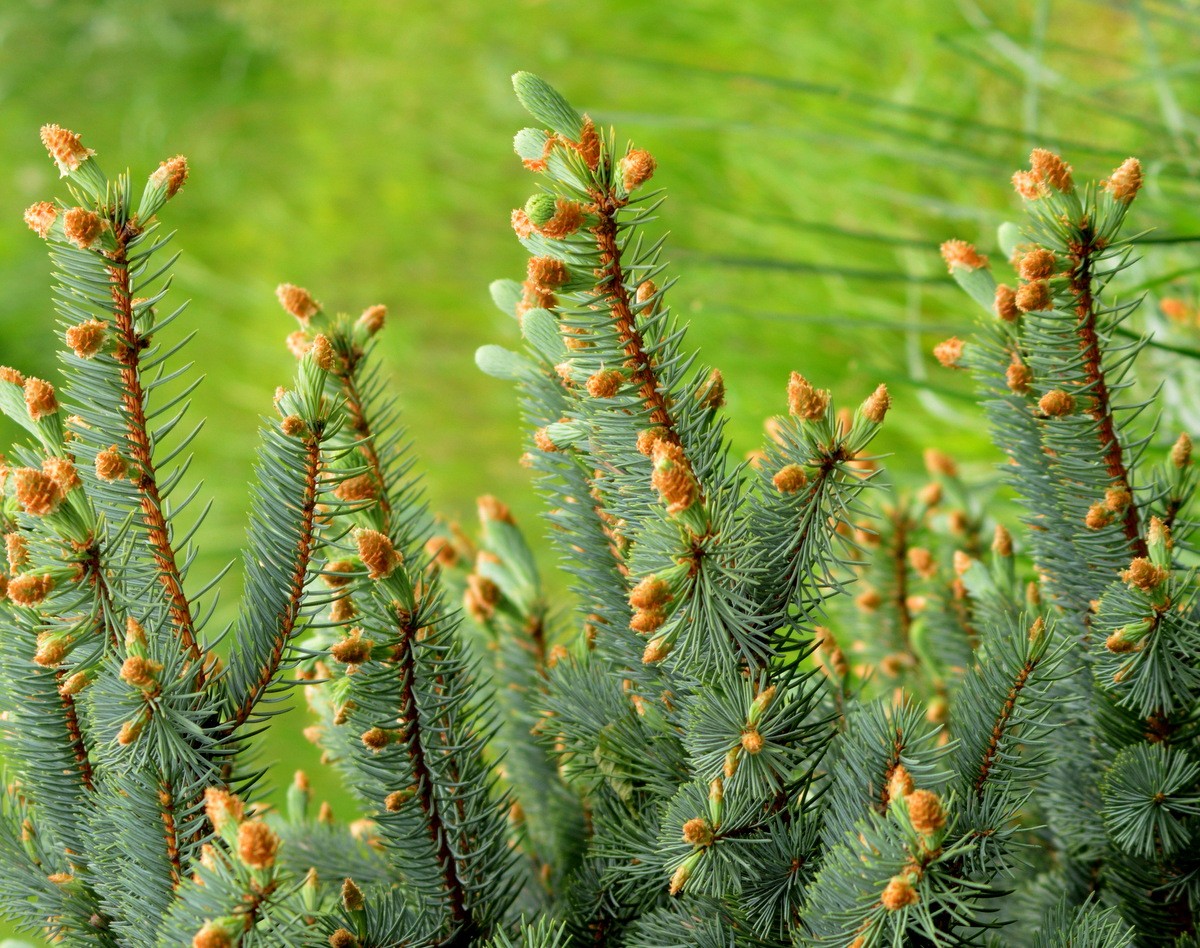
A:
589 192 679 443
394 620 472 932
158 779 182 887
974 656 1037 799
878 727 906 813
330 357 475 934
890 508 913 647
1069 229 1147 558
107 235 203 680
229 437 323 730
335 360 392 522
55 670 93 792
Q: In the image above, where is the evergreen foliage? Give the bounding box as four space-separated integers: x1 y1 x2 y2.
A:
0 75 1193 947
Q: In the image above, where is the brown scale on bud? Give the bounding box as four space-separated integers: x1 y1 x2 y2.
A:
1012 170 1044 200
464 573 501 623
60 670 91 696
477 494 515 524
1018 248 1057 281
0 367 25 386
280 415 306 438
24 378 58 421
906 789 945 835
629 576 672 611
856 588 882 612
204 788 245 832
669 861 691 897
635 280 657 308
385 788 414 812
6 534 27 573
1122 557 1168 591
1103 158 1143 204
933 337 964 369
1105 629 1137 654
13 467 62 517
361 727 391 752
329 931 360 948
1038 390 1075 417
276 284 320 323
953 550 972 577
922 449 956 478
642 637 671 664
65 319 107 359
630 609 665 635
992 524 1013 556
310 334 336 372
120 655 163 689
355 528 400 580
1006 356 1032 394
636 427 666 457
286 330 312 359
918 482 942 508
40 125 95 175
63 207 104 250
1016 280 1052 313
533 427 559 453
329 596 357 623
881 874 919 911
1085 502 1110 530
511 208 535 239
773 464 808 494
741 728 764 755
888 765 915 802
191 922 233 948
1105 486 1131 512
43 456 80 493
1029 149 1074 193
586 369 623 398
696 368 725 410
1028 616 1046 643
620 148 656 192
787 372 830 421
994 284 1020 322
341 877 365 911
356 304 386 337
24 202 58 239
539 198 585 239
527 256 570 290
331 630 374 666
95 445 128 481
333 474 377 503
651 441 699 514
33 631 68 665
150 155 189 198
1171 433 1192 469
237 819 279 870
1148 516 1173 550
939 239 988 272
517 280 556 317
424 537 459 569
681 817 714 848
861 383 890 424
907 547 936 580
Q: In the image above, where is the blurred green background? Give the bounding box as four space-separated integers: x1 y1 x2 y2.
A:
3 1 1200 939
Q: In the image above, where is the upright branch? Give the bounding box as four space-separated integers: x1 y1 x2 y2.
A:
106 228 203 671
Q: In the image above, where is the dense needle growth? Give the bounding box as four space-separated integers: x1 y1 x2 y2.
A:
0 75 1193 948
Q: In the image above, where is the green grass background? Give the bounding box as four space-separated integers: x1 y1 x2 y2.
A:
2 1 1200 941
